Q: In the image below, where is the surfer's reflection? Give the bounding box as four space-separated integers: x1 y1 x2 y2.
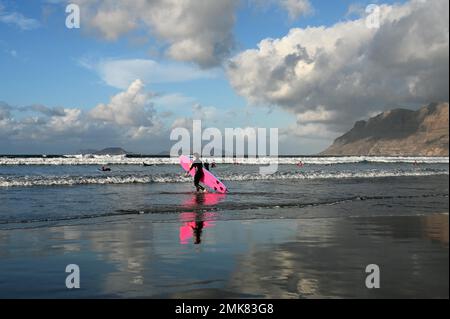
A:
179 192 226 245
192 219 204 245
179 212 213 245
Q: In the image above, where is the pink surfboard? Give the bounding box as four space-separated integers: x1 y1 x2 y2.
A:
179 155 228 193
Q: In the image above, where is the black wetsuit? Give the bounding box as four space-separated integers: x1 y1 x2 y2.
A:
190 160 205 191
204 162 210 171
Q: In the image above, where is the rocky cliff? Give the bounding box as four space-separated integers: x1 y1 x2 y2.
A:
321 102 449 156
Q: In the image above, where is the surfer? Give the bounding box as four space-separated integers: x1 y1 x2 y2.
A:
187 153 206 192
100 166 111 172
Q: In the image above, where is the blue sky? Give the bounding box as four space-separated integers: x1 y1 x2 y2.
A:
0 0 447 154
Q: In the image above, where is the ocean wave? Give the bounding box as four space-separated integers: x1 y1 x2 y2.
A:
0 155 448 166
0 170 447 187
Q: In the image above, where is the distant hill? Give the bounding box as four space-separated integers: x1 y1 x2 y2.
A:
321 102 449 156
78 147 129 155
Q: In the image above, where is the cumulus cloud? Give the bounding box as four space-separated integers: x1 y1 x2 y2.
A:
90 79 156 126
80 58 216 90
227 0 449 134
0 81 168 153
71 0 239 68
296 106 337 123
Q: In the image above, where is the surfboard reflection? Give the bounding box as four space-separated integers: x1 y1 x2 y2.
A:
182 192 226 207
179 212 218 245
179 193 226 245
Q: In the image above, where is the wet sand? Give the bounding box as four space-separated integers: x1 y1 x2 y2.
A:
0 212 448 299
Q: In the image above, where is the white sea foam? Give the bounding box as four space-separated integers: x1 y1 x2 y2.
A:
0 170 447 187
0 155 448 166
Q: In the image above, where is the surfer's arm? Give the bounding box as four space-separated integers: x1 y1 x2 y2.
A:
185 163 193 177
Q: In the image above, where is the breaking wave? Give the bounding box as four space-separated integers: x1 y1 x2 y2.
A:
0 155 448 166
0 169 447 187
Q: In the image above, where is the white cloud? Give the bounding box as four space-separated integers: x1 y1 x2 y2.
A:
81 58 216 90
192 103 218 122
279 0 312 19
296 106 336 123
48 108 84 132
227 0 449 134
0 6 40 30
89 8 137 41
90 79 156 127
171 117 193 130
283 122 335 139
70 0 239 67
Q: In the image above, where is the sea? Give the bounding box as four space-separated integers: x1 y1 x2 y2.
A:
0 155 448 228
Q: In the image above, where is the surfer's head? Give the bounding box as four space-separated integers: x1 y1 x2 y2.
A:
193 153 200 160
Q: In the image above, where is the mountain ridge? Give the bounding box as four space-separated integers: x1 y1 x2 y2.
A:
321 102 449 156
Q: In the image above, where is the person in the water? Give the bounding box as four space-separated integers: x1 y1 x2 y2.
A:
188 153 206 192
204 159 210 171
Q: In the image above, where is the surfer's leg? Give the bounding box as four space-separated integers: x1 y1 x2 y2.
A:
194 174 204 191
196 183 205 192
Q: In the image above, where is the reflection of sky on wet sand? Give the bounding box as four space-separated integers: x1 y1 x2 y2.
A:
0 213 448 298
226 215 449 299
